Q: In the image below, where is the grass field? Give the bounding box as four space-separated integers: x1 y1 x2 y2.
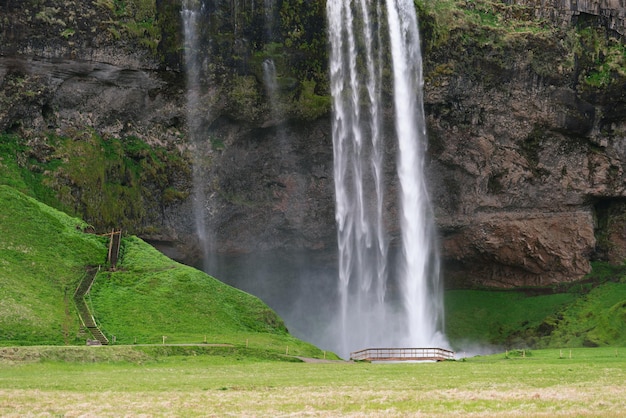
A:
1 346 625 416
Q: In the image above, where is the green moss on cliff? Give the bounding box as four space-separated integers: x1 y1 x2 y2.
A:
574 27 626 89
279 0 327 83
420 0 570 92
96 0 160 52
0 132 190 235
417 0 626 95
295 80 331 120
417 0 554 51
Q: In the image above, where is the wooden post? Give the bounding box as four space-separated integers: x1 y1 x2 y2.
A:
162 335 167 345
286 346 289 355
569 350 572 359
107 229 114 264
560 349 563 359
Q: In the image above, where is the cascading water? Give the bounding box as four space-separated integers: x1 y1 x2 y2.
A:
182 0 212 271
262 59 282 129
327 0 446 357
261 0 284 140
386 0 445 347
327 0 387 356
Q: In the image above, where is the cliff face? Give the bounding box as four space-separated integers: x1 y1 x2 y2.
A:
422 2 626 286
1 0 625 288
1 0 334 250
513 0 626 36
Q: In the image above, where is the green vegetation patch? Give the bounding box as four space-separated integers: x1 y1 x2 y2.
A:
0 185 107 345
445 289 576 348
540 281 626 348
0 132 189 234
96 0 160 53
575 27 626 89
0 185 327 359
446 262 626 350
90 236 291 343
418 0 626 93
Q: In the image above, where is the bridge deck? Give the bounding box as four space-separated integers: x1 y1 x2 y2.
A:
350 347 455 362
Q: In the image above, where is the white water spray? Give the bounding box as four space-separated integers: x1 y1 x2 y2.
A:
327 0 446 357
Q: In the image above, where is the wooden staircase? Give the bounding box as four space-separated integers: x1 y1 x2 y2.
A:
106 229 122 270
74 229 122 345
74 267 109 345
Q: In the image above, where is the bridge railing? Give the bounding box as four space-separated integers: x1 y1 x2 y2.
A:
350 347 455 362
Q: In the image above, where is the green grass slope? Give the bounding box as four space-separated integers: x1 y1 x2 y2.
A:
90 236 324 355
445 289 577 347
0 185 327 358
0 185 106 345
538 281 626 348
446 263 626 350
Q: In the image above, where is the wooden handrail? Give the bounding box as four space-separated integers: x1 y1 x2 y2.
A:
74 267 109 345
350 347 455 361
106 229 122 270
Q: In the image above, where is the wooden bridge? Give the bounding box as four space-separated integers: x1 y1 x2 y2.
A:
350 347 455 362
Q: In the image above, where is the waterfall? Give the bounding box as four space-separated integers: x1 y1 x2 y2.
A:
182 0 212 271
262 59 281 126
386 0 445 347
327 0 446 357
264 0 277 40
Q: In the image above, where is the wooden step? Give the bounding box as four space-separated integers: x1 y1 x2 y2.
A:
87 326 109 345
74 267 108 345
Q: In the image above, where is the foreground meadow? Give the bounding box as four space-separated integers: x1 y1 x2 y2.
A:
0 346 625 416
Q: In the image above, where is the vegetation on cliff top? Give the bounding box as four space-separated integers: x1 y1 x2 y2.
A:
419 0 626 91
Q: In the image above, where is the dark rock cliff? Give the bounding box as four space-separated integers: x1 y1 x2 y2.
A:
1 0 625 288
422 1 626 286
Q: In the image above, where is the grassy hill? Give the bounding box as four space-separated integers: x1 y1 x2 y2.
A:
0 185 328 358
0 185 105 345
